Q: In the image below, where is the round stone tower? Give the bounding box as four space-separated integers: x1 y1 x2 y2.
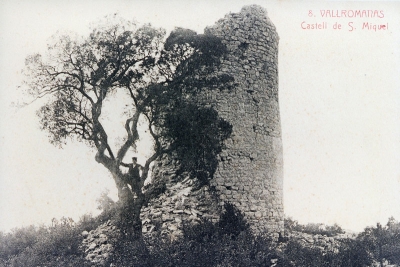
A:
202 5 284 235
140 5 283 239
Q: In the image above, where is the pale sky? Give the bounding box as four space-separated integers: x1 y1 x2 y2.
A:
0 0 399 233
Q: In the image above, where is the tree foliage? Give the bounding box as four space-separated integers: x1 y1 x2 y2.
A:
163 105 232 186
357 217 400 266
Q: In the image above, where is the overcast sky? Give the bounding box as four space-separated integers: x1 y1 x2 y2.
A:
0 0 399 233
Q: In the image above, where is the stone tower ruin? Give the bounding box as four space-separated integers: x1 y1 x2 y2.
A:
81 6 283 264
141 5 283 237
203 5 283 235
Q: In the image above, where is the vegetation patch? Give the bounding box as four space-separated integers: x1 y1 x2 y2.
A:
2 204 400 266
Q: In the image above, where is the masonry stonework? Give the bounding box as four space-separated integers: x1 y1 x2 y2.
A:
142 5 283 238
203 5 284 235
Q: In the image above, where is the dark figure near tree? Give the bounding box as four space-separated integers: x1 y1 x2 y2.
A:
120 157 143 192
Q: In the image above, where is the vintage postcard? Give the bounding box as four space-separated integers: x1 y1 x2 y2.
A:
0 0 399 265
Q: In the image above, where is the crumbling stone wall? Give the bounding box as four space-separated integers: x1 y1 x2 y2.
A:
140 157 220 240
142 4 283 238
202 5 284 235
81 220 120 265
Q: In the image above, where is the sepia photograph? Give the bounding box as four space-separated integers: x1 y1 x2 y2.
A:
0 0 399 266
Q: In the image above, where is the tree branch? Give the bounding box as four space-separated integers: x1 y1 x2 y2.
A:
116 109 140 162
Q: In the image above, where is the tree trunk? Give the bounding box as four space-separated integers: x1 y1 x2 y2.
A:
95 153 149 239
118 191 144 239
126 176 146 239
109 170 144 239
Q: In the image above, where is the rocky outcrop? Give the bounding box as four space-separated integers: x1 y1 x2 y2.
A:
140 157 220 240
80 220 120 266
141 181 219 239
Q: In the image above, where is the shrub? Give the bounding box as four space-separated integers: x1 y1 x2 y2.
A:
0 215 103 266
147 228 278 267
218 202 249 238
4 224 88 267
332 238 374 267
0 225 43 260
145 203 279 267
284 217 344 237
4 207 398 266
103 202 279 266
281 239 327 267
280 238 374 267
356 218 400 266
108 237 151 267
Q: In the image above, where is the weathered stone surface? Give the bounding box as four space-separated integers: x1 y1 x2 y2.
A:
140 175 221 239
141 5 283 238
200 4 283 235
80 220 120 266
